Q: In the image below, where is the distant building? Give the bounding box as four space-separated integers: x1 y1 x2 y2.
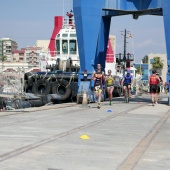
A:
0 38 18 62
36 40 52 61
0 62 29 72
36 40 50 52
134 53 167 85
12 48 26 63
148 53 167 83
0 40 3 57
25 46 43 69
0 40 2 72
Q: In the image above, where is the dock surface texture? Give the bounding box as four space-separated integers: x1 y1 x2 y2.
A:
0 93 170 170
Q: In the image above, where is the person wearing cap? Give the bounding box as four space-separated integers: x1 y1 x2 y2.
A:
105 70 115 105
149 70 160 106
121 70 133 98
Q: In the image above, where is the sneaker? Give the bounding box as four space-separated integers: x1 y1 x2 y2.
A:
97 104 101 109
109 101 112 105
155 102 158 104
152 103 154 106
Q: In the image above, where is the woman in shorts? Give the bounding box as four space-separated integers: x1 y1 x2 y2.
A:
105 70 115 105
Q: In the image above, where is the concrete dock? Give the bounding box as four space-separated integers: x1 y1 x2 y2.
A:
0 94 170 170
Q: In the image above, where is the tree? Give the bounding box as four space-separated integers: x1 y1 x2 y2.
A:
0 56 7 72
142 55 148 63
135 65 144 75
151 56 164 74
0 56 7 62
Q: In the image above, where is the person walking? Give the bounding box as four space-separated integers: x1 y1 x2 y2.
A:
92 64 105 109
105 70 115 105
156 72 163 102
0 97 6 112
3 98 6 111
149 70 160 106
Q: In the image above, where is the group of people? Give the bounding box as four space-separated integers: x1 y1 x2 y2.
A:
92 64 133 109
0 66 163 111
92 64 163 109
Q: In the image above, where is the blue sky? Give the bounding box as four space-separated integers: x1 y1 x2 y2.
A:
0 0 166 63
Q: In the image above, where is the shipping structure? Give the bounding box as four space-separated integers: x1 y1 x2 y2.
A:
23 12 116 104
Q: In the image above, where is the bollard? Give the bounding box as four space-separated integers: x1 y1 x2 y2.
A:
82 89 88 108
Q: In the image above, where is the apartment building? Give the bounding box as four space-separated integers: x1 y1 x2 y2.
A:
0 40 3 57
25 46 43 68
12 48 26 63
36 40 50 51
0 38 18 62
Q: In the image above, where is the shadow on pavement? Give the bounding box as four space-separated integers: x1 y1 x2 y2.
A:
105 94 169 105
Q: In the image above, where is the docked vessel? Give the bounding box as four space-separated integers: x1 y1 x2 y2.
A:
23 11 116 103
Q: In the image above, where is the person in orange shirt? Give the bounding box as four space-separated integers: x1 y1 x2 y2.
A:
149 70 160 106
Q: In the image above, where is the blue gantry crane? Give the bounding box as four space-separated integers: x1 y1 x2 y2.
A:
73 0 170 104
